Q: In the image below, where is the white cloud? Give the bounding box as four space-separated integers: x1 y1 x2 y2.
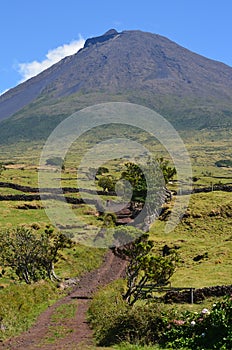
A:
17 36 85 82
0 88 9 96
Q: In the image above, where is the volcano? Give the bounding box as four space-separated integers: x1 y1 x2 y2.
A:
1 29 232 143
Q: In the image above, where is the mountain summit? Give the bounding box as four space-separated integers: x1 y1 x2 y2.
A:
84 29 119 48
1 29 232 142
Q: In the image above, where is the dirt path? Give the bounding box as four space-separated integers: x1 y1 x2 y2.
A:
1 250 127 350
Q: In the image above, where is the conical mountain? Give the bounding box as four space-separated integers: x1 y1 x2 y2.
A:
1 29 232 143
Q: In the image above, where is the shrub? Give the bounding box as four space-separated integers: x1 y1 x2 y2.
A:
88 280 169 346
96 166 109 176
161 295 232 349
98 175 115 192
89 282 232 349
0 226 73 283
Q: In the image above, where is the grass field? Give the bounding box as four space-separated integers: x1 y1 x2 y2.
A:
0 128 231 347
149 189 232 288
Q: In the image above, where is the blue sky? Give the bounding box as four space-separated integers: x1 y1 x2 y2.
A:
1 0 232 94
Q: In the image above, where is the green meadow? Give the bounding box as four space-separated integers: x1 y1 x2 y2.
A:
0 128 231 347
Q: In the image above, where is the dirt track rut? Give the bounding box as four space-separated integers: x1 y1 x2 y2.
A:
1 250 127 350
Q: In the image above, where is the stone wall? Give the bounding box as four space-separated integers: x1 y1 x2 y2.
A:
163 285 232 303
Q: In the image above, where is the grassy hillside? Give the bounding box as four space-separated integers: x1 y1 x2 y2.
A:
1 91 232 144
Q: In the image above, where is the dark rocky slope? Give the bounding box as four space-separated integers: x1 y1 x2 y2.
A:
1 29 232 142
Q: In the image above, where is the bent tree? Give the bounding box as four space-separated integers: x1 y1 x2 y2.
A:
113 230 179 306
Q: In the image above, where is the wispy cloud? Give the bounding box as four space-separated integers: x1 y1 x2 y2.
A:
17 36 85 83
0 88 9 96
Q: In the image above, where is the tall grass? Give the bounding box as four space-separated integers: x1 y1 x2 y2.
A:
0 281 60 340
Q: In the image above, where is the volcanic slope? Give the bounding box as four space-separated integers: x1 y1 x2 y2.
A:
1 29 232 143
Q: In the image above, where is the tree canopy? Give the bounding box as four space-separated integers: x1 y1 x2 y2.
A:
113 232 179 305
121 158 176 202
0 226 72 284
98 175 115 192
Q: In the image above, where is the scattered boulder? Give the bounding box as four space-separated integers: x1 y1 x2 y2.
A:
57 278 80 290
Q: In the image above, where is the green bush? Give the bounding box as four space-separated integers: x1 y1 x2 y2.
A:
89 281 232 349
88 280 169 346
98 175 115 192
161 296 232 349
0 226 73 284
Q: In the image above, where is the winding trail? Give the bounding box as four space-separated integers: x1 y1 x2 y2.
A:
1 250 127 350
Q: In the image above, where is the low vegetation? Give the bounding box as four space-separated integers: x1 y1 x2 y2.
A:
162 296 232 349
0 221 104 341
88 280 232 349
0 134 232 348
0 281 60 340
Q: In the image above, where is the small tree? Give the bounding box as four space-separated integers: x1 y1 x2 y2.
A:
98 175 115 192
121 162 147 202
0 227 44 283
121 158 176 202
120 159 173 230
39 226 73 281
157 157 176 184
0 226 72 284
117 233 179 305
96 166 109 176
